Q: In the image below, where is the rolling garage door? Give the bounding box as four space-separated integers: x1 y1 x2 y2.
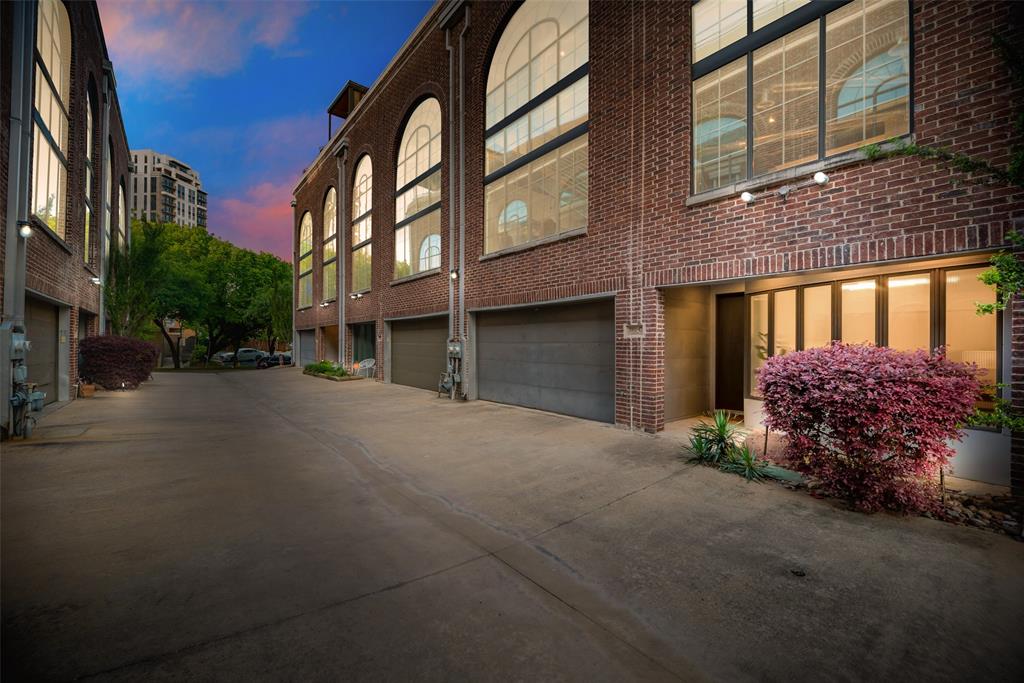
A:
298 329 316 366
391 316 448 391
26 297 59 405
477 299 614 422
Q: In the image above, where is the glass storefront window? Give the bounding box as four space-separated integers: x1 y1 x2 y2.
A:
803 284 832 348
773 289 796 356
887 273 930 351
750 293 769 396
841 279 876 344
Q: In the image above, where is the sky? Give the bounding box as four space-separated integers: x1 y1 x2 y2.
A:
97 0 434 261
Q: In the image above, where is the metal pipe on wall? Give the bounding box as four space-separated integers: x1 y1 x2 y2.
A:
336 144 348 363
446 27 456 342
98 61 113 334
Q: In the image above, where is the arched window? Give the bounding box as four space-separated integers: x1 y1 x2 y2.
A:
418 234 441 272
118 182 127 249
33 0 72 238
104 139 112 267
297 212 313 308
352 155 373 292
322 187 338 301
84 87 95 264
394 98 442 279
484 0 588 254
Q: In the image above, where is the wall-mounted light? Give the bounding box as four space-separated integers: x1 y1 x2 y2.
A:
740 191 754 204
90 276 102 285
813 171 829 185
449 269 459 280
18 222 32 238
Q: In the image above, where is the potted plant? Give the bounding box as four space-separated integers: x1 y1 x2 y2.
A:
78 377 96 398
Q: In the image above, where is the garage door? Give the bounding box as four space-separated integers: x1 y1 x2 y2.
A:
391 316 447 391
477 300 614 422
26 297 58 405
298 330 316 366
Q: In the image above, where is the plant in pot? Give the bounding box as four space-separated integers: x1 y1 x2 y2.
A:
78 376 96 398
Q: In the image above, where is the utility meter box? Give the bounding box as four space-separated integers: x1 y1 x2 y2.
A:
10 332 30 360
446 340 463 359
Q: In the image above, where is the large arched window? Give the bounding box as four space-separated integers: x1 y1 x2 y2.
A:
484 0 588 254
104 139 112 267
84 87 95 264
33 0 71 238
297 212 313 308
352 155 373 292
118 181 127 249
322 187 337 301
394 98 442 279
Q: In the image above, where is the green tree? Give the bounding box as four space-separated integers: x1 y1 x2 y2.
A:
105 222 165 338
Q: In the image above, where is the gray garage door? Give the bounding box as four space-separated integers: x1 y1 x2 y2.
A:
391 316 448 391
298 330 316 366
477 299 614 422
26 297 58 405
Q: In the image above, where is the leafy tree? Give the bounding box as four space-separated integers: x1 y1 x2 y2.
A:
105 223 165 338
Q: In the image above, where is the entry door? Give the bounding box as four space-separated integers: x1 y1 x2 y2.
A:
26 297 58 405
352 323 376 363
298 330 316 366
715 293 744 412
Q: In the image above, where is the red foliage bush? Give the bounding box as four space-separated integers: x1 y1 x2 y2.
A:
79 335 158 390
758 343 980 513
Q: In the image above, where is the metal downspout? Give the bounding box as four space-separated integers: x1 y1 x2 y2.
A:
457 9 470 384
98 63 112 334
3 0 36 431
446 28 456 342
290 198 298 364
336 145 347 363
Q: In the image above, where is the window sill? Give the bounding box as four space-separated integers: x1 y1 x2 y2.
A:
479 227 587 262
686 134 914 208
349 288 371 297
30 216 73 254
297 306 313 311
83 263 98 277
390 268 440 286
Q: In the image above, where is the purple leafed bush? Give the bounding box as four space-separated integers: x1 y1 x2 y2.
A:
79 335 159 390
758 343 980 513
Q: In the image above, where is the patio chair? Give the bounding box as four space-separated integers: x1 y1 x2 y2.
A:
357 358 375 378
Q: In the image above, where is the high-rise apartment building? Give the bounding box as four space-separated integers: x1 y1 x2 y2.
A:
129 149 207 228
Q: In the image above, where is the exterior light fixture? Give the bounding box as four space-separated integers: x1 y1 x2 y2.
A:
349 293 357 299
813 171 829 185
90 276 102 285
450 269 458 280
18 222 32 238
740 191 754 204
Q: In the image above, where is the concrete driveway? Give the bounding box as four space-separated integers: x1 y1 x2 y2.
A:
3 370 1022 681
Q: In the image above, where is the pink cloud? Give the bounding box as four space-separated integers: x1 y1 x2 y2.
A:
208 179 297 260
97 0 309 84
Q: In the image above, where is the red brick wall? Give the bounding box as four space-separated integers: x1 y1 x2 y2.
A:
294 0 1023 481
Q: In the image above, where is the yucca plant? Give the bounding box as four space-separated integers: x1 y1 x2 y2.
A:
719 445 777 482
685 410 744 465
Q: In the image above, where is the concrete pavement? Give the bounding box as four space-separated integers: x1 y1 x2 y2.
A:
2 369 1022 681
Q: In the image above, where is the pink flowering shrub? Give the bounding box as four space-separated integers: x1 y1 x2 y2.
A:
758 343 980 513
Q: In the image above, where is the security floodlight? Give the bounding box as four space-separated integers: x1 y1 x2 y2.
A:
90 276 102 285
740 191 754 204
450 269 458 280
18 223 32 238
813 171 829 185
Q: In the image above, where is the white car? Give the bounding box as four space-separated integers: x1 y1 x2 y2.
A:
233 348 267 366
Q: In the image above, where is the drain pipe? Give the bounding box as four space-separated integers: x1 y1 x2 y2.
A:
2 1 36 432
457 8 470 392
290 198 298 364
445 27 456 342
335 143 348 363
98 61 113 334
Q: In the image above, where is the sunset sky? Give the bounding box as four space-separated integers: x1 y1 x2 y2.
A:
97 0 433 261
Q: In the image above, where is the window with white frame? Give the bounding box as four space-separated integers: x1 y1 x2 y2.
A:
297 212 313 308
692 0 910 194
394 98 442 279
323 187 338 301
484 0 588 254
33 0 72 238
352 155 373 292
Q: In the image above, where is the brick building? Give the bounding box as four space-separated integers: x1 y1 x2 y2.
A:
1 0 131 427
292 0 1023 490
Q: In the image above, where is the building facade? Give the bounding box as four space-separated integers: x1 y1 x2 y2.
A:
292 0 1024 491
129 149 206 227
1 0 131 430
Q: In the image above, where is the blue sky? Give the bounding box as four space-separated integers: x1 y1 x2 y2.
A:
98 0 434 259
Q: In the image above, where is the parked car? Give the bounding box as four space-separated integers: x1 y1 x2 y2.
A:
210 351 235 365
233 348 267 366
258 352 292 368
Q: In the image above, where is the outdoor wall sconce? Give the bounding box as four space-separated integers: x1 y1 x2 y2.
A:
90 276 102 285
450 269 458 280
349 292 364 300
738 172 831 206
18 221 32 238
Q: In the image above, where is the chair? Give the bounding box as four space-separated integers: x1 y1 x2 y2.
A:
357 358 375 378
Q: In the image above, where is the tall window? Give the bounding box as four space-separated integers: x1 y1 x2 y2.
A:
323 187 338 301
747 265 998 406
692 0 910 193
104 140 112 267
394 98 442 279
484 0 588 254
297 212 313 308
33 0 71 238
118 182 128 249
84 90 94 264
352 155 373 292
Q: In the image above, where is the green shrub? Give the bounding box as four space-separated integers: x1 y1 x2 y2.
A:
305 360 348 377
718 445 777 482
685 410 743 465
